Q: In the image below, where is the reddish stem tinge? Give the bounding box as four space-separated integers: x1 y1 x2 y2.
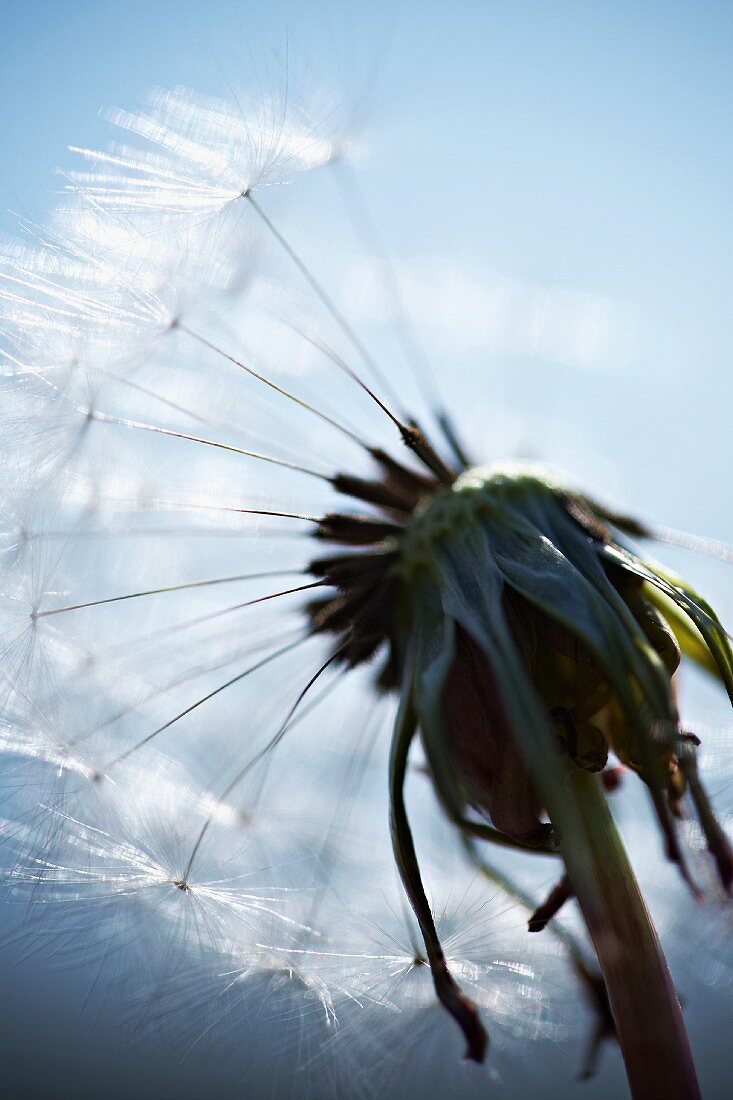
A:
556 769 700 1100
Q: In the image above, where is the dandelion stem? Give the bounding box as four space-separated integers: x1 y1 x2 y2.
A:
245 192 406 415
331 160 470 469
389 689 488 1062
285 319 405 430
556 768 700 1100
182 645 342 881
98 580 324 660
587 501 733 563
646 525 733 563
35 568 302 618
330 159 442 407
176 322 370 450
105 634 307 769
90 411 329 480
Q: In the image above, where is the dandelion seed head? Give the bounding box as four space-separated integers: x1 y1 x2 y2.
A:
66 86 337 222
2 52 732 1099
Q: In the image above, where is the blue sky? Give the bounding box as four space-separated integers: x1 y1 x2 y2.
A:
5 2 733 314
4 3 733 535
2 5 733 1096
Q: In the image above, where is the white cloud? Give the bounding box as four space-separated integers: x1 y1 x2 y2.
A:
344 256 631 370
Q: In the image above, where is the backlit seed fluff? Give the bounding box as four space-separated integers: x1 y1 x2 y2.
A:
1 76 732 1100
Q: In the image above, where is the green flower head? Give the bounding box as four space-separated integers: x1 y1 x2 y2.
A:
309 453 733 1068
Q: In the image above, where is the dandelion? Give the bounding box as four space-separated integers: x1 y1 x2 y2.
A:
1 73 732 1100
65 85 337 217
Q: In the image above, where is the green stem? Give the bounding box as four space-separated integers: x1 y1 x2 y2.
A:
389 690 488 1062
556 769 700 1100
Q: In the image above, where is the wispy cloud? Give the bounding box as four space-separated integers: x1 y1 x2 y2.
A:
346 256 632 370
